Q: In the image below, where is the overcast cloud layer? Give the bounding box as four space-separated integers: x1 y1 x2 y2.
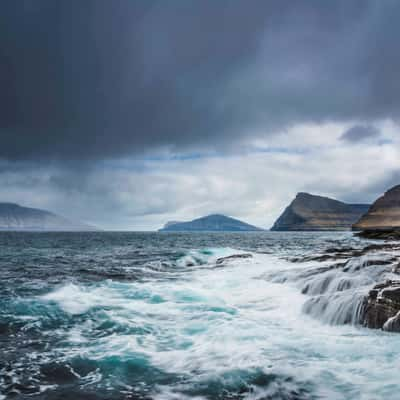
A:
0 1 399 229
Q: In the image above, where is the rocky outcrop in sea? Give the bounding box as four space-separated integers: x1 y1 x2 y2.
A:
281 184 400 332
364 280 400 331
276 240 400 332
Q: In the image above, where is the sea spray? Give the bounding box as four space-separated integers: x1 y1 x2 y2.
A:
1 231 400 400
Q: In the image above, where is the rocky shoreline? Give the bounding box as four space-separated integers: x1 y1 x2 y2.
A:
294 183 400 332
283 239 400 332
356 230 400 240
364 280 400 331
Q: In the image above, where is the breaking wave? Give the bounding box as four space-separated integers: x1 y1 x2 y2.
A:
2 232 400 399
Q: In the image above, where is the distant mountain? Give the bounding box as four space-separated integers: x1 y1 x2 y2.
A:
162 221 184 229
159 214 263 232
0 203 96 231
353 185 400 234
271 193 370 231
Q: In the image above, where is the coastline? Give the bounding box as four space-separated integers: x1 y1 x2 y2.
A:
283 233 400 331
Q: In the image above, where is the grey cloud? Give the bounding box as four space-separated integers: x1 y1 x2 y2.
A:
1 0 400 161
340 125 380 142
353 170 400 202
0 137 398 230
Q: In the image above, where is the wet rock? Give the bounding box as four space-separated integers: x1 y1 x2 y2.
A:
324 246 357 254
286 238 400 332
342 258 394 272
392 262 400 274
289 253 350 263
290 242 400 264
383 311 400 332
216 253 253 264
363 280 400 331
356 230 400 240
361 243 400 253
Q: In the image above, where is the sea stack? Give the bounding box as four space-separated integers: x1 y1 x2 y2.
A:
271 192 370 231
353 185 400 239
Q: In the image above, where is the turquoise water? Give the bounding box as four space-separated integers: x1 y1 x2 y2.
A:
1 232 400 399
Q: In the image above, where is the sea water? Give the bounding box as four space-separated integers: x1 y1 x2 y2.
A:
1 231 400 399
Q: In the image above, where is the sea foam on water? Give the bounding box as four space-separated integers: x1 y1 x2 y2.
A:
2 232 400 399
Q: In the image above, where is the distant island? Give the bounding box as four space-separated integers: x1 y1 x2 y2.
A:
0 202 96 231
159 214 263 232
271 192 370 231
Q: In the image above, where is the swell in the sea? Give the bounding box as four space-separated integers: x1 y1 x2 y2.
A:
1 232 400 399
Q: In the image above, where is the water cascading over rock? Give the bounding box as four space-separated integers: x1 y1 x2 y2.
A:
275 243 400 330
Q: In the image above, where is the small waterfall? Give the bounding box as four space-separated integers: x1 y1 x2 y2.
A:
286 252 396 326
301 271 375 296
302 290 366 325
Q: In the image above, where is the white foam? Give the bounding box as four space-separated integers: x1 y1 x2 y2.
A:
41 283 111 314
37 246 400 399
175 247 245 268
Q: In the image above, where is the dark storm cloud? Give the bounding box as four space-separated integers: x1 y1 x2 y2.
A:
359 170 400 200
340 125 380 142
1 0 399 161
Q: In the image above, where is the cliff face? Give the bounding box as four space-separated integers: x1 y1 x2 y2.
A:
364 280 400 332
159 214 263 231
271 193 370 231
0 203 95 231
353 185 400 232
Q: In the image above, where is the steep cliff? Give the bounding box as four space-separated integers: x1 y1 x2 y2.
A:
271 193 369 231
353 185 400 233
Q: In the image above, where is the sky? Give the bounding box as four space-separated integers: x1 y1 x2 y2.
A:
0 0 399 230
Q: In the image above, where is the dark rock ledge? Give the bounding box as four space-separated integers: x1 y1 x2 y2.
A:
290 241 400 332
356 230 400 240
364 280 400 332
289 242 400 264
216 253 253 264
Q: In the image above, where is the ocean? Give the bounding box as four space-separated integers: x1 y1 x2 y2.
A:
1 231 400 400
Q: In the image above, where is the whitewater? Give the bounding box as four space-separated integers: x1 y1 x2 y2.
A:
1 231 400 399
